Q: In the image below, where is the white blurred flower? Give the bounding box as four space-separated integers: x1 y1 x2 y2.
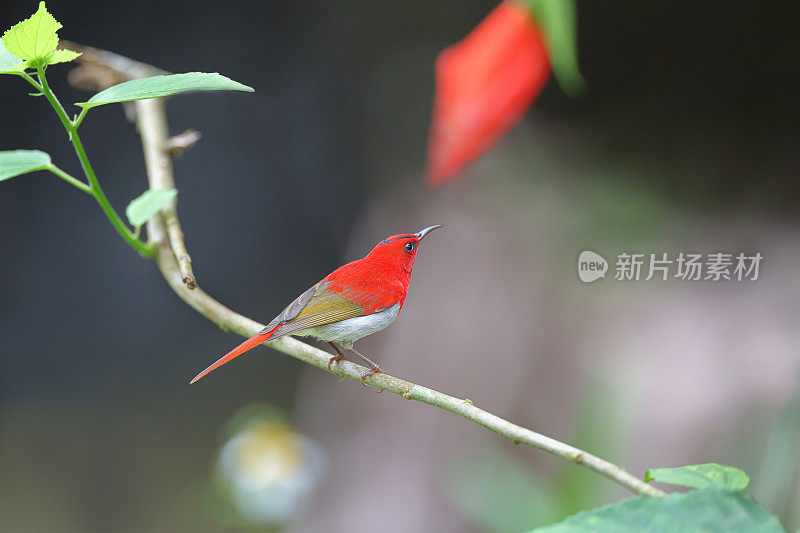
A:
217 419 326 525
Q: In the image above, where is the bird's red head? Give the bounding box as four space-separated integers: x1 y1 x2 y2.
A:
365 225 444 274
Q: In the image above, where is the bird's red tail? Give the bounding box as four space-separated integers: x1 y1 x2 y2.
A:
190 326 279 384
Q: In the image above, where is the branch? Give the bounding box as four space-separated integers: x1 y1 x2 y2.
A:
67 48 667 499
133 97 196 289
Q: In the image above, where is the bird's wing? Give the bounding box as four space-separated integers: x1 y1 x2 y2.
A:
261 281 369 339
190 283 339 384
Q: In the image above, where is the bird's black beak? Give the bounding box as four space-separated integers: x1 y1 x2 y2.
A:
415 225 445 240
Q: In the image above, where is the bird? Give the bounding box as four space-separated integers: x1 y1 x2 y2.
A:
190 225 444 384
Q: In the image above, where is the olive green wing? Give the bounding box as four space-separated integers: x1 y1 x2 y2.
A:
258 281 365 339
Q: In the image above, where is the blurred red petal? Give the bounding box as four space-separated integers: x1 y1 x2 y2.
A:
426 1 551 186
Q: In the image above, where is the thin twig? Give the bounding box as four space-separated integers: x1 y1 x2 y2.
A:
134 97 196 289
66 47 667 499
60 41 170 89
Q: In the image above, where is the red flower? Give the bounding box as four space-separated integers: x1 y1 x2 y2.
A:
426 1 551 186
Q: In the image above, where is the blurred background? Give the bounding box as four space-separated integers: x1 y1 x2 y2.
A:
2 0 800 531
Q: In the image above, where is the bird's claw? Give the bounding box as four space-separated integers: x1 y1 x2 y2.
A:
360 366 385 385
328 355 345 371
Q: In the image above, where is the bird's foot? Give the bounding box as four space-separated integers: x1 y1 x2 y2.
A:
360 366 385 385
327 355 345 371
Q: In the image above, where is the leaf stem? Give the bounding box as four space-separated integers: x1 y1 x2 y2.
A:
47 164 92 194
36 66 155 257
19 71 42 91
73 107 88 129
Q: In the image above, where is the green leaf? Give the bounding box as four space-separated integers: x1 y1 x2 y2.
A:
2 2 61 65
532 489 785 533
527 0 585 97
645 463 751 491
46 48 81 65
76 73 255 109
0 40 25 72
0 149 51 181
126 189 178 228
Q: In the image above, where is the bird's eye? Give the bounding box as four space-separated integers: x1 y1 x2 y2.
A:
404 241 416 252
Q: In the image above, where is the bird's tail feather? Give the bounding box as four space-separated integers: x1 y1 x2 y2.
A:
190 325 280 384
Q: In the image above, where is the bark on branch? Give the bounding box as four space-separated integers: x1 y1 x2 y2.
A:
66 47 667 499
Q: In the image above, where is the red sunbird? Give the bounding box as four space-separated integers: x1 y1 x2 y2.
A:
191 225 444 384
